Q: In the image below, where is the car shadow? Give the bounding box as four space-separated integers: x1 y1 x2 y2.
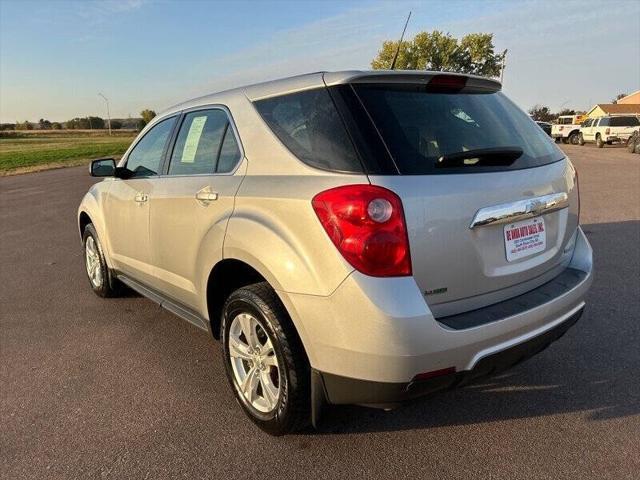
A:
310 220 640 434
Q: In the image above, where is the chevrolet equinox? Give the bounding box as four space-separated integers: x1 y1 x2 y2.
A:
78 71 593 435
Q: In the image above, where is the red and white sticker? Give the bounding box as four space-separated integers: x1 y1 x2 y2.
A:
504 217 546 262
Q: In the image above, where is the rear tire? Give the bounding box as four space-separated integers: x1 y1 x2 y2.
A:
82 224 122 297
626 133 637 153
596 134 604 148
569 132 580 145
221 282 310 435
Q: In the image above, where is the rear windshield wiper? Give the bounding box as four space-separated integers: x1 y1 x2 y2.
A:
436 147 523 168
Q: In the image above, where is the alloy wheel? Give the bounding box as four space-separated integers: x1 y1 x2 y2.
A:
85 236 103 288
228 313 281 413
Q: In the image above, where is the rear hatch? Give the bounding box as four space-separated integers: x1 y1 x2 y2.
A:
335 76 579 316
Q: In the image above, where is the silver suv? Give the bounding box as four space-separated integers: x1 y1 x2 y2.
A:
78 71 593 435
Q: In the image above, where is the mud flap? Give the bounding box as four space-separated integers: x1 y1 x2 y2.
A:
310 369 327 429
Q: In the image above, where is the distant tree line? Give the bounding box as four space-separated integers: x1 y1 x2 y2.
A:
2 109 157 131
528 105 587 123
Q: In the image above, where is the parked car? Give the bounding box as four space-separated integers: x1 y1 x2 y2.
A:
551 114 587 144
579 115 640 148
78 71 593 435
627 130 640 154
536 121 552 136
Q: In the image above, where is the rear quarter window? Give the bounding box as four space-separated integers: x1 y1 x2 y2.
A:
254 89 362 173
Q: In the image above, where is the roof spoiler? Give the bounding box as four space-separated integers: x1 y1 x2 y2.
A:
323 70 501 93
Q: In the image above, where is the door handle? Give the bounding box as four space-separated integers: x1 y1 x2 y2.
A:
134 192 148 203
195 189 218 204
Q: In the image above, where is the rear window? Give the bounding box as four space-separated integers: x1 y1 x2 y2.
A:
352 84 564 174
254 89 362 172
609 116 640 127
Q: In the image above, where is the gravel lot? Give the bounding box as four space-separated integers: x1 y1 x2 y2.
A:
1 143 639 479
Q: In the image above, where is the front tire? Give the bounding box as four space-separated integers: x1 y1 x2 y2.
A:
578 133 585 146
221 282 310 435
82 224 122 297
596 134 605 148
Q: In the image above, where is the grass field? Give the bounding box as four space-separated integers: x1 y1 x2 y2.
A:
0 130 137 175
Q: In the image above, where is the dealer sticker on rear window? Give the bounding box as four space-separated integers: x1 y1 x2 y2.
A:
504 217 546 262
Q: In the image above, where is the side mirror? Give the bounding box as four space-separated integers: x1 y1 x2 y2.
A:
90 158 116 177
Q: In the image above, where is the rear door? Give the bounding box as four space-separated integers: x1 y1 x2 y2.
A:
148 107 245 309
347 82 579 316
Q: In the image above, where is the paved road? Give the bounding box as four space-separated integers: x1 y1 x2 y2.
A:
1 144 639 479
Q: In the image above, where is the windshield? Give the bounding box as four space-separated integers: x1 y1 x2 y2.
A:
352 84 564 175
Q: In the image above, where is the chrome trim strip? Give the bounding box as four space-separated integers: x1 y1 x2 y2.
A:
469 192 569 229
465 302 585 370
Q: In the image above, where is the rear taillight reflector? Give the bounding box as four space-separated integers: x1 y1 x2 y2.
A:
412 367 456 382
312 185 411 277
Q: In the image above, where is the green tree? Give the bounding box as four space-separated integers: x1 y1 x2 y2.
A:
15 120 33 130
140 109 156 126
557 108 576 116
371 31 505 77
612 93 627 104
51 122 62 130
110 120 122 130
528 105 554 122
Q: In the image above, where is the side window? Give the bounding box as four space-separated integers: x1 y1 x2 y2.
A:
168 109 241 175
254 88 362 172
217 127 242 173
126 117 175 177
599 117 609 127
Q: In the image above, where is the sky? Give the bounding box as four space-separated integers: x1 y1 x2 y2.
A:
1 0 639 123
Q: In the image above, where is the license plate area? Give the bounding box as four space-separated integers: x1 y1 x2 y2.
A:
504 217 546 262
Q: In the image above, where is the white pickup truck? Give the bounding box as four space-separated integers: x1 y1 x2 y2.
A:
551 115 587 144
579 115 640 148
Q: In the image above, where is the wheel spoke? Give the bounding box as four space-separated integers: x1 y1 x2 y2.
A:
238 314 258 348
262 353 278 367
241 367 260 403
260 371 278 408
260 337 274 355
228 335 252 360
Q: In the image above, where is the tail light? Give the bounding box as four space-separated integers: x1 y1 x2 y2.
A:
312 185 412 277
605 128 610 135
426 74 467 92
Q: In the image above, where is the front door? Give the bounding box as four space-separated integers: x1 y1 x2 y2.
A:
148 108 246 309
103 116 176 285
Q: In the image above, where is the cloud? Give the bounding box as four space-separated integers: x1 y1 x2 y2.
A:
182 0 640 114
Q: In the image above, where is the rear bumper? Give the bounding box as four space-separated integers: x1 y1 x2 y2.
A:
279 227 593 402
318 307 583 406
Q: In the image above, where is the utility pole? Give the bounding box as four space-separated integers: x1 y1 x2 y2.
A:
98 93 112 135
500 49 508 84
